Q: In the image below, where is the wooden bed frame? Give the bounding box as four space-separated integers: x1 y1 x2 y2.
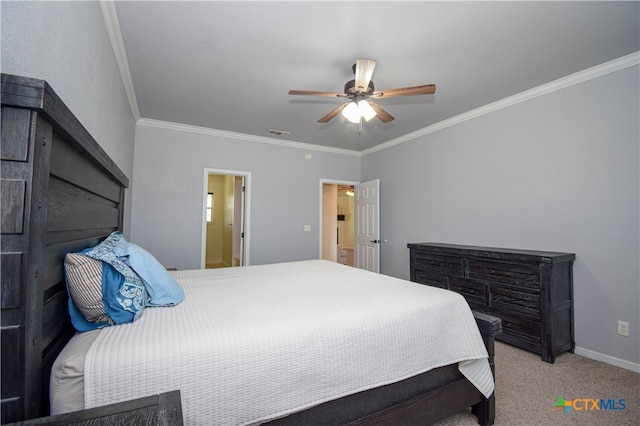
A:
1 74 501 425
1 74 128 424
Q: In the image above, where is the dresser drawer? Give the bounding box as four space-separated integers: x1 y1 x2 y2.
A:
467 258 540 290
449 278 486 306
413 270 447 288
489 286 540 320
498 313 541 352
412 252 464 278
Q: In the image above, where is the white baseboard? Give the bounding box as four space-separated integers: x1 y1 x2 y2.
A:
574 346 640 373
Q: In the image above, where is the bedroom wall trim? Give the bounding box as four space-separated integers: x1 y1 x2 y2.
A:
102 0 637 162
101 2 356 159
137 118 361 156
575 346 640 373
361 51 640 156
99 0 140 121
134 51 638 158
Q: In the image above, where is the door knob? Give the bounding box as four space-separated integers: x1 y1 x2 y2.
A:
370 239 380 244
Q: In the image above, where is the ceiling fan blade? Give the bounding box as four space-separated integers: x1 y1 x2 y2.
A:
288 90 346 97
372 84 436 98
368 101 395 123
318 102 349 123
354 58 376 93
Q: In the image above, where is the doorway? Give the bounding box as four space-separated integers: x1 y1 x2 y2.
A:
320 180 356 267
201 169 250 268
320 179 381 273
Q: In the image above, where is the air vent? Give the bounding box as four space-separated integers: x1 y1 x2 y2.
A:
268 129 291 136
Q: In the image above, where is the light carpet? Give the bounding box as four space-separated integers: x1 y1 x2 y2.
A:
434 341 639 425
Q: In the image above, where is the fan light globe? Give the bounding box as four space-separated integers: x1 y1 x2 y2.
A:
342 101 361 123
358 100 377 121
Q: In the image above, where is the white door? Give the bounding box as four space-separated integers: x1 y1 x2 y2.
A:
354 179 380 273
232 176 245 266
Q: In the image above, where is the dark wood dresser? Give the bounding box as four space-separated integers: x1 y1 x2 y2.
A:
408 243 575 363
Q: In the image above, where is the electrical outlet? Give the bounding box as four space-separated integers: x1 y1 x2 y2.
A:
617 321 629 337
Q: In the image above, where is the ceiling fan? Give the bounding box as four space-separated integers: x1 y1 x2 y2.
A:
289 58 436 124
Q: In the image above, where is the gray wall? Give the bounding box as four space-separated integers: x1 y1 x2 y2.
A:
362 65 639 365
1 1 136 234
3 0 636 368
130 123 360 269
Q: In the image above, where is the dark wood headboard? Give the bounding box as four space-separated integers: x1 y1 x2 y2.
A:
1 74 129 423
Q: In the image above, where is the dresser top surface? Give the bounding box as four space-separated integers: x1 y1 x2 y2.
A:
408 242 575 262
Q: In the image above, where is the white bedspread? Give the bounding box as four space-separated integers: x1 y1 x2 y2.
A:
84 260 493 425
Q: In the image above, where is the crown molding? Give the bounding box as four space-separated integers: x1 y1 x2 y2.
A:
362 51 640 156
100 0 140 121
137 118 361 156
100 0 637 159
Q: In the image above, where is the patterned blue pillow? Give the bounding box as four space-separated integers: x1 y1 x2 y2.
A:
82 232 149 322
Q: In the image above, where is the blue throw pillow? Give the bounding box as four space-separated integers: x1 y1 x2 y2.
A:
100 259 136 324
82 232 148 321
114 242 185 306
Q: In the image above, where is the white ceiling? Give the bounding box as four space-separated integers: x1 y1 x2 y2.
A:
113 1 639 152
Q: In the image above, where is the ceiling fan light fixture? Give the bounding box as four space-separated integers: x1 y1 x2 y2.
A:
341 99 377 124
341 101 361 124
358 100 377 122
289 58 435 125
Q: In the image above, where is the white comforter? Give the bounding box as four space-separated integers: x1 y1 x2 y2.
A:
84 260 493 425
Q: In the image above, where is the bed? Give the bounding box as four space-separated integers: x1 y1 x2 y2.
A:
1 73 501 425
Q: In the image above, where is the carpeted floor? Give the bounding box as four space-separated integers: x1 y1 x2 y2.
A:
434 341 639 425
